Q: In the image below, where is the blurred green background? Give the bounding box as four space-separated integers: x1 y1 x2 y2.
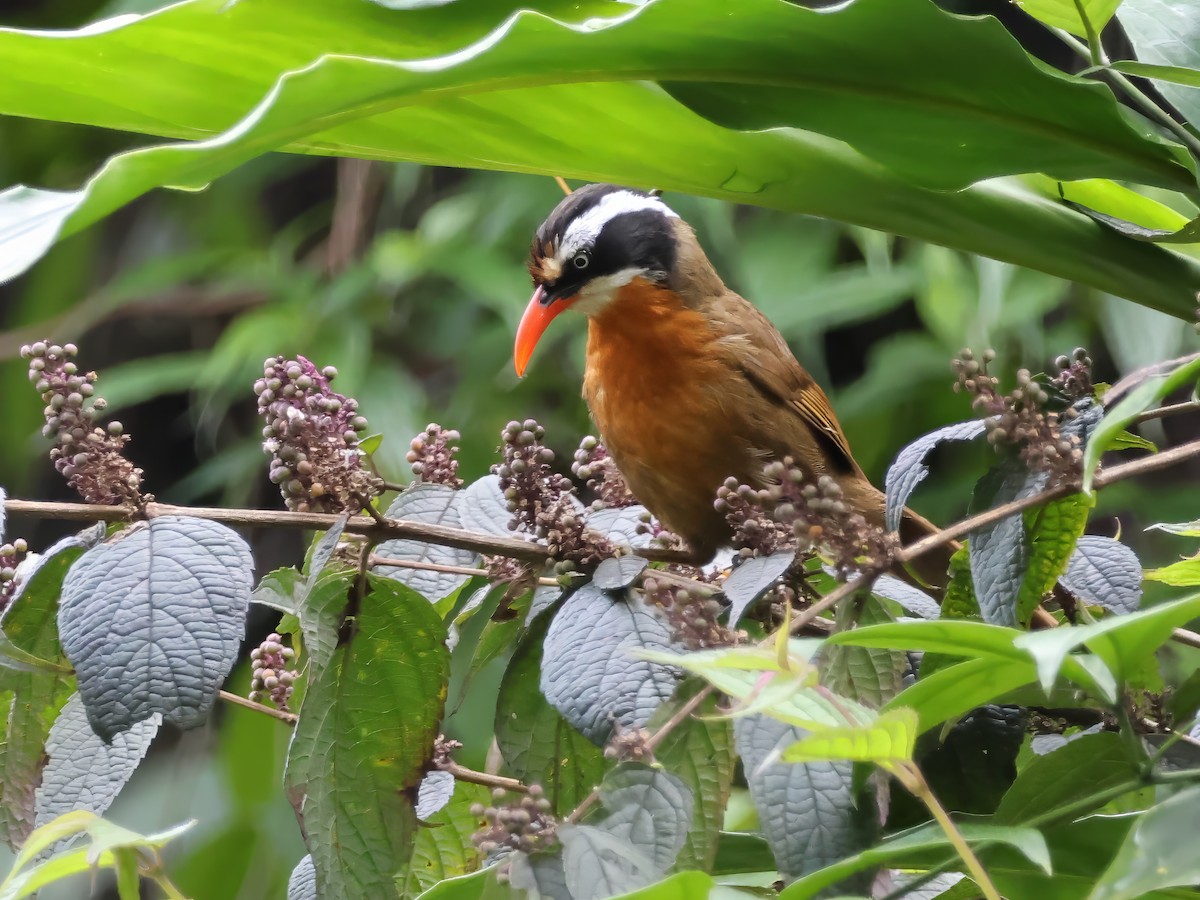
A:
3 1 1200 897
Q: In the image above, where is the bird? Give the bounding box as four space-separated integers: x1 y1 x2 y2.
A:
514 183 950 588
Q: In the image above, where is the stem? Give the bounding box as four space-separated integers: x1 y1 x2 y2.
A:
1055 28 1200 163
894 762 1002 900
217 690 297 725
1134 400 1200 424
441 761 529 793
1070 0 1108 68
369 554 560 587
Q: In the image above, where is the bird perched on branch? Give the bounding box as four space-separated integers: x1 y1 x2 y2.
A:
515 183 950 588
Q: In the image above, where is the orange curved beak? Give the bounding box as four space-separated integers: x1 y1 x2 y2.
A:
514 285 570 377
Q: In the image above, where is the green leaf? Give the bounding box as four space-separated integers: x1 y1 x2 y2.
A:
994 731 1141 824
1111 61 1200 89
401 782 490 897
1083 354 1200 492
1145 555 1200 586
589 764 694 877
413 869 493 900
1014 591 1200 691
1118 0 1200 126
1015 0 1122 38
0 527 98 848
1147 520 1200 537
1063 202 1200 244
651 690 736 872
607 871 715 900
780 822 1051 899
781 707 918 764
494 610 611 815
3 1 1200 317
1091 784 1200 899
284 575 450 898
886 657 1037 734
1016 492 1091 623
821 596 906 708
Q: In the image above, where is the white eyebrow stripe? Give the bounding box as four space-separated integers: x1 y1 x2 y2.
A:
559 191 678 260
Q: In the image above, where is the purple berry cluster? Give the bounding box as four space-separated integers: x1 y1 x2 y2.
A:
572 436 636 508
407 424 463 488
249 632 297 710
21 341 143 505
470 786 557 857
494 420 612 570
717 458 896 581
255 356 382 513
642 575 738 649
954 348 1089 480
0 538 28 612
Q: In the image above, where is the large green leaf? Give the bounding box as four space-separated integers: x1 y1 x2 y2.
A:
494 611 610 816
1091 784 1200 899
401 783 490 898
1017 0 1122 38
0 530 98 849
2 0 1200 316
650 690 736 873
284 576 450 899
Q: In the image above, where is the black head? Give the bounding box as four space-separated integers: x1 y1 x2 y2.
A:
528 184 679 308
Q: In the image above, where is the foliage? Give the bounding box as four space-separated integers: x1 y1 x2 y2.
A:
1 0 1200 898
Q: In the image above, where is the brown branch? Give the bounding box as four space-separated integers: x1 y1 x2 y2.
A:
441 761 529 794
369 554 560 587
1133 400 1200 425
218 689 297 725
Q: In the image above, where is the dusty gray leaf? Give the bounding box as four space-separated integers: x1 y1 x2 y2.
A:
307 511 349 589
287 854 317 900
592 763 693 874
528 581 563 624
585 505 654 550
885 420 985 532
872 574 941 620
373 484 479 603
970 467 1047 628
725 550 796 626
559 824 659 900
59 516 253 740
541 585 682 745
34 692 160 827
510 850 571 900
891 871 966 899
1061 536 1143 614
592 556 648 591
415 770 455 821
460 475 519 538
734 714 871 886
1031 723 1104 755
1119 0 1200 126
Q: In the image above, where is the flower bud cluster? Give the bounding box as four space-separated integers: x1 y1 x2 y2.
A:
21 341 143 504
407 424 462 487
494 420 612 569
572 436 636 508
953 348 1086 480
470 785 557 856
255 356 382 513
249 632 297 710
604 724 654 762
717 459 896 581
642 575 739 649
0 539 28 612
432 734 463 769
1053 347 1093 400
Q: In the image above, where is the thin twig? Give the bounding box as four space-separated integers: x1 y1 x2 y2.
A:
441 761 529 794
370 554 560 587
1133 400 1200 424
218 689 297 725
554 176 572 196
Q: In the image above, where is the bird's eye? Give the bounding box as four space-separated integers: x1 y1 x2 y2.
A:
572 252 590 270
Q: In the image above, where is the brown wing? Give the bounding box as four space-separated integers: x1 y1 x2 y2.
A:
703 291 861 477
